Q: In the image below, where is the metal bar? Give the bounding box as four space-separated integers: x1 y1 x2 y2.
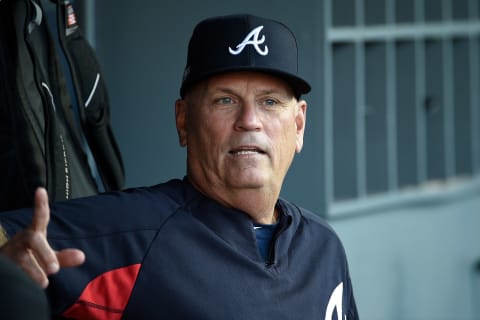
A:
324 0 335 207
415 0 425 23
355 42 367 197
469 0 480 173
470 35 480 173
386 40 398 190
326 21 480 43
385 0 394 24
330 175 480 218
442 0 455 177
356 0 365 26
415 39 427 183
443 38 455 178
385 0 398 190
84 0 96 47
442 0 451 22
355 0 367 197
414 0 426 183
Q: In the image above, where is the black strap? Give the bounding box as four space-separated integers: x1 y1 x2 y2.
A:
55 0 125 191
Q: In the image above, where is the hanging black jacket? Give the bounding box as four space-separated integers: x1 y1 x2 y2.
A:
0 0 124 211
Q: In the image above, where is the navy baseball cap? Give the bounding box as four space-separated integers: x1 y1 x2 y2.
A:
180 14 311 98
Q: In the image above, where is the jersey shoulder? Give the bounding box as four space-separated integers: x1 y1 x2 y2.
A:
279 198 344 246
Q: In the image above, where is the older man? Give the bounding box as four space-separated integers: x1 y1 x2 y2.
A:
0 14 358 319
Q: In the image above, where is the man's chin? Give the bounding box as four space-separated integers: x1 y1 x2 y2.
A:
226 173 269 189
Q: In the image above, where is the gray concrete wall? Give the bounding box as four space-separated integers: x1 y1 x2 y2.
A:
333 188 480 320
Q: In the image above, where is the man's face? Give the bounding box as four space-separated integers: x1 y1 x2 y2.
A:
175 71 307 200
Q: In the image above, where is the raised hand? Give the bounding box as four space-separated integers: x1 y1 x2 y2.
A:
0 188 85 288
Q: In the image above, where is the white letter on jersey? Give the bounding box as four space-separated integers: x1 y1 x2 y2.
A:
228 26 269 56
325 282 346 320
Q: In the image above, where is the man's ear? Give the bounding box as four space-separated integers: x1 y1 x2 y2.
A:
175 99 188 147
295 100 307 153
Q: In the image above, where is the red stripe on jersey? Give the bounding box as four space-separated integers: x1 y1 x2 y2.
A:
62 264 141 320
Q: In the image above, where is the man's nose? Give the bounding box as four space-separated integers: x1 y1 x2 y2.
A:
234 102 262 131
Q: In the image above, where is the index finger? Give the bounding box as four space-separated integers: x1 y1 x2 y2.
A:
30 188 50 234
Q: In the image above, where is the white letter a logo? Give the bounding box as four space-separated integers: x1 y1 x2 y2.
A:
228 25 269 56
325 282 346 320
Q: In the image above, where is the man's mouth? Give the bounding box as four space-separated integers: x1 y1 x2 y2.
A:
229 147 266 156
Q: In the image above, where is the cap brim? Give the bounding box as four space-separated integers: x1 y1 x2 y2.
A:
180 67 311 98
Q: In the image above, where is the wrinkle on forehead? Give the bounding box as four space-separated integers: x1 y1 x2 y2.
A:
189 71 296 102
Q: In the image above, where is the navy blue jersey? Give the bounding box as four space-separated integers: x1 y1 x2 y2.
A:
0 178 358 319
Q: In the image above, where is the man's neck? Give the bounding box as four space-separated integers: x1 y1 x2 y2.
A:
213 188 278 224
188 177 279 224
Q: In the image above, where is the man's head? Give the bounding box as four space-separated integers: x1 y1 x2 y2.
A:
175 14 310 222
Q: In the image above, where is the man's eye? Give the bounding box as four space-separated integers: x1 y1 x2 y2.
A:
264 99 278 107
217 97 233 104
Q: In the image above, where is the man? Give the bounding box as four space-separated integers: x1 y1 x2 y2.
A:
0 14 359 319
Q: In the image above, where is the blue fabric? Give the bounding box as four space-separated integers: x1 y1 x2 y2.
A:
253 223 278 261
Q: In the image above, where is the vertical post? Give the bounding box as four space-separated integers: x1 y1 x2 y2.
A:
386 0 398 191
442 0 455 178
84 0 96 47
469 0 480 173
415 0 428 183
356 0 367 198
324 0 334 212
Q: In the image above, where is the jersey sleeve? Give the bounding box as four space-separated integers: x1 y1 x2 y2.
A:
0 187 174 317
